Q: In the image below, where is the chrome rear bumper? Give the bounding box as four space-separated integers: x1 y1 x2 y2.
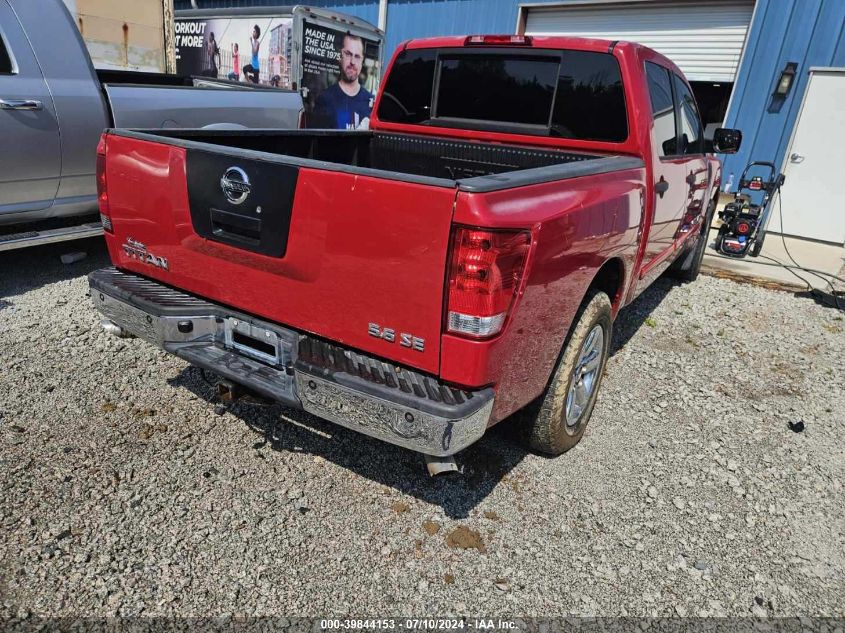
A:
88 268 493 456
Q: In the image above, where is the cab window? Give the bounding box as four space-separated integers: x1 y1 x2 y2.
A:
0 32 14 74
673 73 704 155
552 49 627 142
645 62 676 157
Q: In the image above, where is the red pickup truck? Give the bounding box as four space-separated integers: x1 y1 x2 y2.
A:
89 35 741 472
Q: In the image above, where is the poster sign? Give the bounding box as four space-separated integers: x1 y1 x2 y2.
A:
302 21 381 129
175 17 293 87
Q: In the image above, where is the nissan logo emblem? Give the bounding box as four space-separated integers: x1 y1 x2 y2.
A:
220 166 251 205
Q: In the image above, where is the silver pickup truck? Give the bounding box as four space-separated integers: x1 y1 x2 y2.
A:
0 0 303 250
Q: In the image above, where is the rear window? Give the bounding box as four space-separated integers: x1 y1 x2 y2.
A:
437 55 558 126
377 47 628 142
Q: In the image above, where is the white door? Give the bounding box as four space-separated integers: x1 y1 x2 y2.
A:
522 0 755 82
771 70 845 245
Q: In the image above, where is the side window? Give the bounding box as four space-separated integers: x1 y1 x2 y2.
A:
673 74 703 155
0 32 14 74
376 49 436 124
645 62 676 157
551 50 628 142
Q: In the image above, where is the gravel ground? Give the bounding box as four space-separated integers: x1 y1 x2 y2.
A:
1 239 843 619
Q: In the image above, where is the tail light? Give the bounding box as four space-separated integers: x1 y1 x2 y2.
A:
465 35 533 46
446 227 531 339
96 135 112 233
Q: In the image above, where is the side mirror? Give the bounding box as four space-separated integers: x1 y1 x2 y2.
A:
713 128 742 154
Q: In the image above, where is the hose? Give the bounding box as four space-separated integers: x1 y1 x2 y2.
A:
707 187 844 310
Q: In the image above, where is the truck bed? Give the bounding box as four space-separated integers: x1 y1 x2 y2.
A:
125 129 642 192
102 86 302 130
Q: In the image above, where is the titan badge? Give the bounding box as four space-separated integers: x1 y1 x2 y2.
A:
368 323 425 352
122 237 168 270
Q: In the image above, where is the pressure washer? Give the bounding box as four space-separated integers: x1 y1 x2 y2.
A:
715 161 785 258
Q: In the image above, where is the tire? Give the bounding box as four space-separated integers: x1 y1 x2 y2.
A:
525 289 613 455
670 200 715 282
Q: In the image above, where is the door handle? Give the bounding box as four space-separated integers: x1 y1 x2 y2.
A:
655 177 669 198
0 99 44 111
790 152 805 163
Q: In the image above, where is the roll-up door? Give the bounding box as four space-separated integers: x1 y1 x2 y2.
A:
523 1 755 82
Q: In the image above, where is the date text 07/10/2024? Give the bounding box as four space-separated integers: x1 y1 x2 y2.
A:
319 620 518 630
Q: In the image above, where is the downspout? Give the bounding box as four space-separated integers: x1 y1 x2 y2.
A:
378 0 388 32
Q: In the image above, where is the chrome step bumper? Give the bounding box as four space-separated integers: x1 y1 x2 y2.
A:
88 267 493 457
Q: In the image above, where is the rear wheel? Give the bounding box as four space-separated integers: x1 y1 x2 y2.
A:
670 200 715 282
525 290 612 455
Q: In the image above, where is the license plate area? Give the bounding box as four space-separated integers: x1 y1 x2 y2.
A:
224 318 282 366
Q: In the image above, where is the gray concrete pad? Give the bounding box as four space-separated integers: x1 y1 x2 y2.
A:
702 227 845 292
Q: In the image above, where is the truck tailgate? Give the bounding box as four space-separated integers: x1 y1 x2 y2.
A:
102 134 456 374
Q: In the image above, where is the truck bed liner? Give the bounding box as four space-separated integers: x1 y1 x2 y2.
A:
114 129 644 192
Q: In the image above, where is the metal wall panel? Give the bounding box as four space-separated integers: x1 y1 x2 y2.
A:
377 0 519 58
70 0 170 72
174 0 845 187
721 0 845 184
175 0 539 57
523 1 754 82
174 0 380 26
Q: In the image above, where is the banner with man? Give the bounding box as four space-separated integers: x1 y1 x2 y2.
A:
302 21 381 130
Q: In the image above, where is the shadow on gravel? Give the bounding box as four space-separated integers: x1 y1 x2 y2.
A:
610 276 679 355
0 236 110 300
169 366 528 519
163 276 684 517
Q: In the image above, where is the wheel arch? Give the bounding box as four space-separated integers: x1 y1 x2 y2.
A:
534 258 624 402
587 257 627 316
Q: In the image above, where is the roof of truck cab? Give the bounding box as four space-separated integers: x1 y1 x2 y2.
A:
401 35 683 76
404 35 615 51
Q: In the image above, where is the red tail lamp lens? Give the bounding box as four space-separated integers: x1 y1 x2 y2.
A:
446 228 531 338
96 136 112 233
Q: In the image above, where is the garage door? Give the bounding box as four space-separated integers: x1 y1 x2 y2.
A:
523 1 755 82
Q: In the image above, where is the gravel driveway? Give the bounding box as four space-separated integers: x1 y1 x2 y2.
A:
1 239 843 619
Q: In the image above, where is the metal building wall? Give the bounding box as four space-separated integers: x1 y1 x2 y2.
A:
174 0 845 181
378 0 519 57
173 0 563 60
173 0 380 26
721 0 845 180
